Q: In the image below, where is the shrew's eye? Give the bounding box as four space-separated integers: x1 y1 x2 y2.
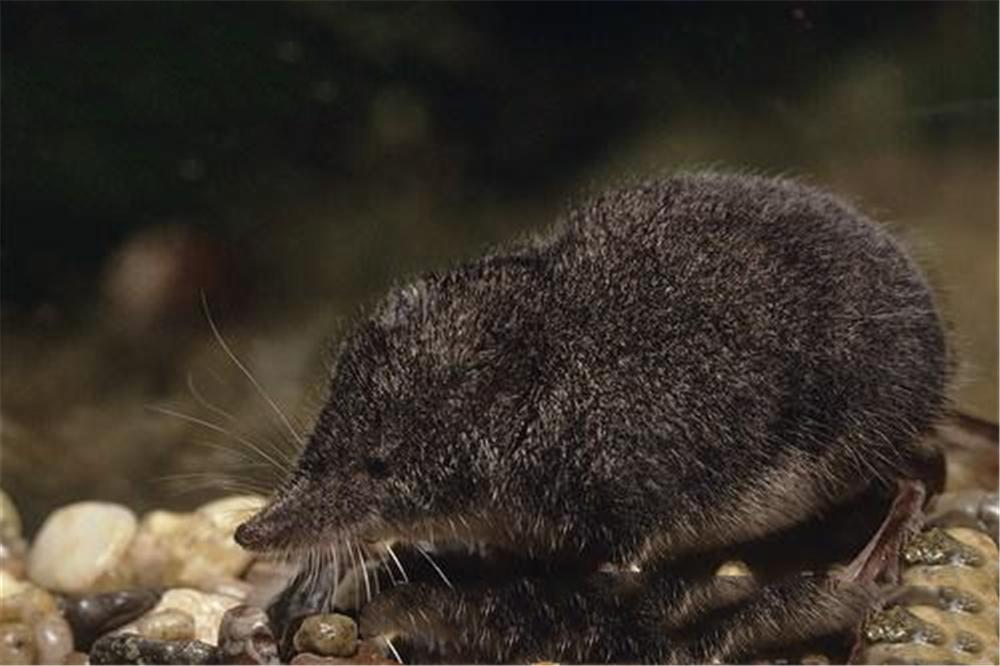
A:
364 456 390 479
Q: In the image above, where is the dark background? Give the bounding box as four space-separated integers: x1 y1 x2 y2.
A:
3 2 997 531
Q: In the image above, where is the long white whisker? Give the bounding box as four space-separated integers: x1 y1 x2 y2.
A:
331 542 341 610
376 546 399 586
201 292 304 447
346 538 361 610
148 405 291 474
355 541 373 604
384 637 404 664
386 543 410 583
187 371 238 423
415 544 453 589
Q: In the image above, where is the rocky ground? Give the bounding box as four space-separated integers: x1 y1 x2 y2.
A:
0 418 997 665
0 492 387 665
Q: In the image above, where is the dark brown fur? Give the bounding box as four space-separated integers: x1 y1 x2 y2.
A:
237 173 949 662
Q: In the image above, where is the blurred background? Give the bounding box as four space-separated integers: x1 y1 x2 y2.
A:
3 3 997 532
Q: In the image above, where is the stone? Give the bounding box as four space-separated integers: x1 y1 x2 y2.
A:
217 604 279 665
0 577 59 624
61 588 162 651
90 632 219 665
27 502 137 594
293 614 358 658
0 490 27 580
0 491 22 544
714 560 753 577
33 613 74 665
125 495 264 590
290 643 389 666
134 609 196 642
118 588 240 645
0 622 36 665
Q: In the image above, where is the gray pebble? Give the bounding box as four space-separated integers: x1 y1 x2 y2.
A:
34 613 74 665
90 632 219 665
64 650 90 665
0 622 36 665
61 589 162 650
293 614 358 658
218 605 279 665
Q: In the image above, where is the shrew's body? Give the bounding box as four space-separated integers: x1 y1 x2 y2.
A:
237 173 949 662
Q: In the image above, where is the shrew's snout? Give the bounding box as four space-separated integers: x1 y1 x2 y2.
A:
234 491 300 552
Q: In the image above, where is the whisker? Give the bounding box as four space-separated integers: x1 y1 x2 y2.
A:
187 371 238 423
361 544 384 594
384 637 404 664
333 542 341 609
346 538 361 610
385 543 410 583
376 546 399 586
147 405 292 474
201 292 304 447
414 544 453 589
355 541 373 604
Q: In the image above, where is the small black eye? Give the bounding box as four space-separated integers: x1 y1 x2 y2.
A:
364 456 390 479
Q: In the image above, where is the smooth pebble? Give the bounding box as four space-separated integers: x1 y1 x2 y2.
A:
0 622 36 665
61 588 162 651
27 502 136 594
33 613 74 665
293 614 358 658
134 609 196 641
126 495 263 590
119 588 239 645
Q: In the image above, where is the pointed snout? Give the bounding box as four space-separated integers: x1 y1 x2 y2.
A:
234 492 299 552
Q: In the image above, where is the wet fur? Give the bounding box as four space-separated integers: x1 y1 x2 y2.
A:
237 172 950 662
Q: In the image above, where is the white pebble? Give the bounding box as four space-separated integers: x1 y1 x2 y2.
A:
120 588 240 645
27 502 136 594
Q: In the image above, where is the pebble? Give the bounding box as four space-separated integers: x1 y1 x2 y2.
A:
61 588 162 651
0 576 59 623
134 609 196 641
0 622 36 665
0 491 22 545
33 613 74 665
714 560 753 577
119 588 240 645
27 502 137 594
90 632 219 665
290 642 388 666
126 495 263 590
293 614 358 658
217 604 279 665
0 490 27 579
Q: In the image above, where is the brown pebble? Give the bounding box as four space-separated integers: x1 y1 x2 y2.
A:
293 614 357 658
0 622 37 665
290 640 391 665
134 609 196 641
34 613 74 665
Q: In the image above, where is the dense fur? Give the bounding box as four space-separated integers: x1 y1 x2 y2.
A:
237 173 949 662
